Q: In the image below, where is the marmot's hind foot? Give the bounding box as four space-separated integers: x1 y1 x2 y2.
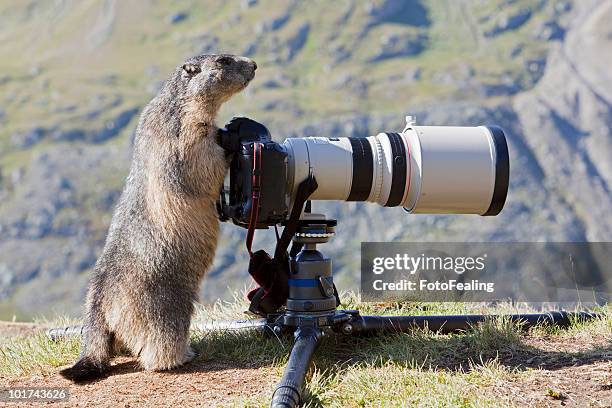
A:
59 356 109 383
140 343 195 371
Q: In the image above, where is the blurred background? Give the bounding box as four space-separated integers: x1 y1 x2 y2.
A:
0 0 610 320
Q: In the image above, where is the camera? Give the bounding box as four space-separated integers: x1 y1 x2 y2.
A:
217 116 509 228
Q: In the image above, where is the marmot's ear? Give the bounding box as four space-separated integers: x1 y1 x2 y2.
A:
182 63 201 75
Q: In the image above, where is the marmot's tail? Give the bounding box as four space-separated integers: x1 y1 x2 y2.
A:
60 300 113 383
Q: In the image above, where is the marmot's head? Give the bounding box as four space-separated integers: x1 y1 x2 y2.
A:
178 54 257 110
143 54 257 137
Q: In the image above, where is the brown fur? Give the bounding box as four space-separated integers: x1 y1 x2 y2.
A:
60 55 256 382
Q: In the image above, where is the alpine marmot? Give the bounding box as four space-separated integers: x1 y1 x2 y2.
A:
60 54 257 382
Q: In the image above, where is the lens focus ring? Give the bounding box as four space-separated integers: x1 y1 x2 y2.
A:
347 138 373 201
371 136 385 204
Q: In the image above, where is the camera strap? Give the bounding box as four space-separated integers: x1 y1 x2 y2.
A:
246 175 318 316
274 175 318 258
245 142 263 256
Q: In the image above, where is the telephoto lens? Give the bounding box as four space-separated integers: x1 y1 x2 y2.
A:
283 118 509 216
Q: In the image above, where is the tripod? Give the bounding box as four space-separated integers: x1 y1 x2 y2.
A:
47 215 598 407
241 216 596 407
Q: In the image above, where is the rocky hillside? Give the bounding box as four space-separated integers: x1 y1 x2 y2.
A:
0 0 610 319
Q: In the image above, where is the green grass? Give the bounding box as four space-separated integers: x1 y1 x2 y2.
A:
301 359 516 408
0 316 81 376
1 295 608 407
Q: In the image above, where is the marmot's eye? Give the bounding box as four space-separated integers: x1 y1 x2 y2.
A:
182 63 201 75
215 56 233 66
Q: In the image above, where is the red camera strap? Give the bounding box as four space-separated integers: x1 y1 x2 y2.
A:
246 142 263 256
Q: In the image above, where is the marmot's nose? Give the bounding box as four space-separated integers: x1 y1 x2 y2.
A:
252 61 257 71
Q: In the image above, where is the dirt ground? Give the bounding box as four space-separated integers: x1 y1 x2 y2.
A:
2 358 275 407
0 323 274 406
0 322 41 340
489 361 611 407
0 322 610 407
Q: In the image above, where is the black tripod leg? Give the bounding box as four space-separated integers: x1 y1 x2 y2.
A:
344 311 599 335
47 318 271 340
270 326 322 408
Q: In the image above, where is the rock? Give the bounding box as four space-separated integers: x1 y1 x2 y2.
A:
261 74 294 89
0 142 127 242
330 74 368 97
39 78 50 91
166 11 188 25
54 104 77 114
191 33 219 54
261 99 302 116
99 74 118 85
481 82 521 97
369 33 427 62
407 67 422 81
269 13 290 31
511 44 524 57
28 65 42 77
554 1 572 15
513 0 612 241
51 107 139 144
525 58 546 85
98 189 121 211
85 94 123 120
242 42 257 56
431 71 455 86
221 13 242 31
283 23 309 61
242 0 257 9
50 129 85 142
533 20 565 41
90 107 139 143
10 168 24 185
365 0 430 27
10 127 45 149
330 45 351 65
485 8 532 37
23 208 55 239
255 12 290 33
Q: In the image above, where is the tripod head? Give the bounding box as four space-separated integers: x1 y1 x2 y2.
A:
286 215 338 316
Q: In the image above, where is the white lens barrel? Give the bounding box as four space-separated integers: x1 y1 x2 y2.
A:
284 137 354 200
283 124 509 216
403 125 509 215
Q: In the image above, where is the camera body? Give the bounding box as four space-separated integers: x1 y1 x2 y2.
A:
218 117 290 228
